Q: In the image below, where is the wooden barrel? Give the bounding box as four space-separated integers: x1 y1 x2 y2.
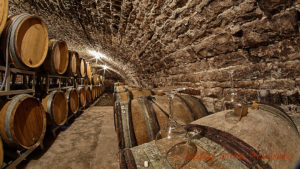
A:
98 86 101 97
66 88 79 115
93 74 99 85
130 88 153 99
43 39 69 75
0 94 46 149
42 91 68 126
0 138 3 167
152 89 165 96
95 86 98 98
86 86 92 104
120 104 300 169
114 82 124 86
92 87 97 101
80 58 86 77
87 63 92 83
114 87 130 103
77 87 86 107
0 13 48 69
114 86 153 102
0 0 8 35
99 75 104 84
66 51 80 76
114 95 209 149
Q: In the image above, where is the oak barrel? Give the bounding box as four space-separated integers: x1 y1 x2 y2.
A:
92 87 97 101
87 63 92 83
80 58 86 77
95 86 99 98
120 104 300 169
42 91 68 126
114 82 124 86
0 94 46 149
43 39 69 75
114 86 153 102
0 138 3 167
77 87 86 107
114 86 130 103
66 88 79 115
130 88 153 99
0 0 8 35
86 86 92 104
0 13 48 69
93 74 99 85
115 95 209 149
66 51 80 76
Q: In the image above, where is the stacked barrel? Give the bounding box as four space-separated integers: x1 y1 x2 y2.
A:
113 83 209 150
119 104 300 169
114 83 300 169
0 5 106 167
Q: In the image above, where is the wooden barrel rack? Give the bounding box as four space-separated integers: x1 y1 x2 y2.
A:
0 9 105 169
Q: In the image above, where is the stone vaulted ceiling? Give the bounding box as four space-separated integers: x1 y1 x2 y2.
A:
8 0 300 89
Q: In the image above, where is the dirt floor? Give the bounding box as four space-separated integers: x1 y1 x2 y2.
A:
22 105 119 169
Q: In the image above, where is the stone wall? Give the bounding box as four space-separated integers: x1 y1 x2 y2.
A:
143 0 300 115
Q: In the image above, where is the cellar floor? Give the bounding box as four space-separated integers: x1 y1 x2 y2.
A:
23 106 119 169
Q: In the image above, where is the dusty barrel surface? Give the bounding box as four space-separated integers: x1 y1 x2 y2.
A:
65 88 79 115
43 39 69 75
42 91 68 126
95 86 99 98
86 86 92 104
0 94 46 149
86 63 92 83
66 51 80 76
0 13 48 69
120 104 300 169
99 75 104 84
93 74 99 85
80 58 86 77
114 86 131 103
92 87 96 101
77 87 86 107
0 138 3 167
129 88 153 99
115 94 209 149
0 0 8 35
114 86 153 101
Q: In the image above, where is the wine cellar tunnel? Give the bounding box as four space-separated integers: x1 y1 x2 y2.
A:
0 0 299 169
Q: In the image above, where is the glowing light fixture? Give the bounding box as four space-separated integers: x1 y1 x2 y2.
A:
88 50 107 59
102 65 108 70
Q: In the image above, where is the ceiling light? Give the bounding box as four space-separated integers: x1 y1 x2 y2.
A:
103 65 108 70
88 50 107 59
